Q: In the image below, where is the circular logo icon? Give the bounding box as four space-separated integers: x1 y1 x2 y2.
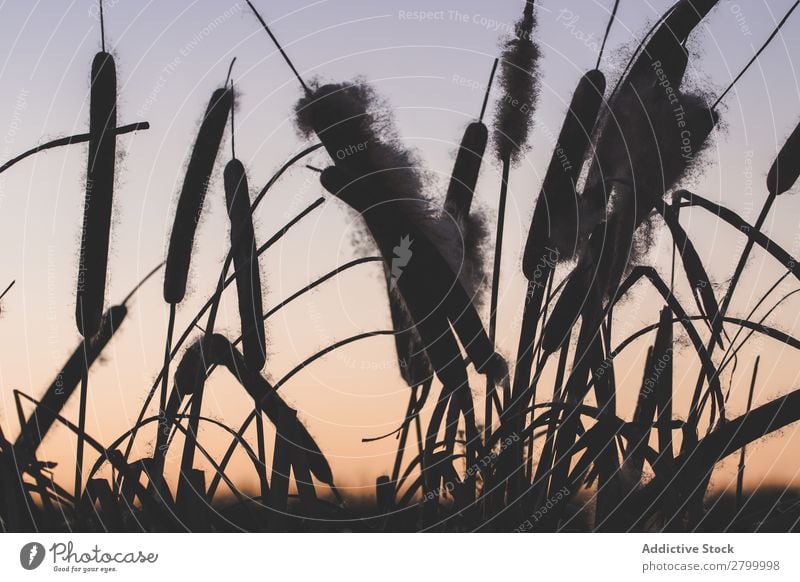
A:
19 542 46 570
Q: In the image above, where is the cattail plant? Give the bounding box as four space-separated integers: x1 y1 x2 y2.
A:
767 120 800 197
512 68 607 421
672 12 800 496
443 118 488 226
443 58 497 227
154 338 209 462
298 82 501 375
529 0 721 526
522 69 606 271
161 64 232 445
486 1 540 449
74 3 117 499
248 4 502 461
224 155 266 371
440 59 498 307
222 91 268 501
492 0 539 166
544 66 719 354
318 162 488 519
582 0 718 222
76 12 117 338
721 118 800 317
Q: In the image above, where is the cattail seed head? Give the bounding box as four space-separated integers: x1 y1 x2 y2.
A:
443 121 488 224
493 0 540 164
164 87 232 304
76 51 117 337
224 158 266 371
523 69 606 276
767 119 800 196
174 339 210 399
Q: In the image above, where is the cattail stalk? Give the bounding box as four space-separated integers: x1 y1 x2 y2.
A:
79 23 116 502
223 97 269 501
721 119 800 317
712 1 799 109
736 357 759 510
155 338 208 462
161 71 231 462
488 4 540 470
74 40 117 496
626 307 673 478
513 69 607 428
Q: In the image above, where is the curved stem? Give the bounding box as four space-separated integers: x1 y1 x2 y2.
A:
0 122 149 175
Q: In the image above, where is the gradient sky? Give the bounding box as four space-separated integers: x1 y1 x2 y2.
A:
1 0 800 502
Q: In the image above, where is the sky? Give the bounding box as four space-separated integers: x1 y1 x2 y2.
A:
1 0 800 502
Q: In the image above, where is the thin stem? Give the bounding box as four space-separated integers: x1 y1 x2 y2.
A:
254 399 268 504
245 0 309 93
479 58 499 122
608 1 680 99
596 0 621 70
736 356 759 510
390 387 418 493
670 193 679 295
491 155 511 402
99 0 106 53
121 262 164 305
75 364 88 499
720 192 776 318
713 1 800 109
160 304 176 413
274 330 394 391
0 122 149 175
205 256 232 339
718 272 790 378
225 57 237 88
230 80 236 159
0 280 14 302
